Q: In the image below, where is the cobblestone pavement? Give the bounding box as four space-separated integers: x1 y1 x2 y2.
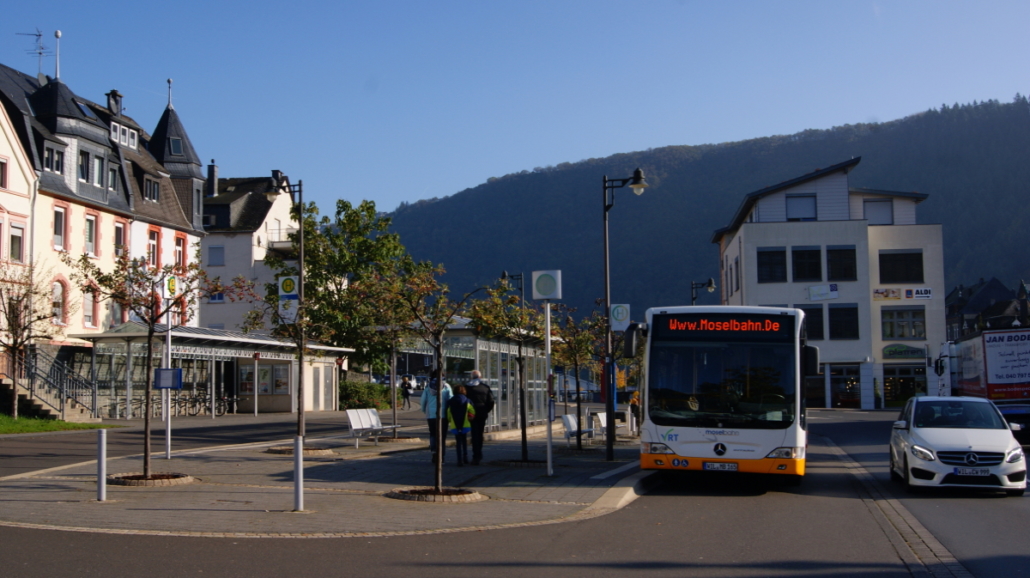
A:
0 434 651 538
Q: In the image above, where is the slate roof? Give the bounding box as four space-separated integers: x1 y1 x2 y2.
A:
150 105 203 179
204 177 279 232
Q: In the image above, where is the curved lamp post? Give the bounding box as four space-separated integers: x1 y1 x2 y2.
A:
602 168 648 461
691 278 717 306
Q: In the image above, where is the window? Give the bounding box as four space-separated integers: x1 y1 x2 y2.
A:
757 247 787 283
148 230 160 266
111 302 123 327
175 237 186 269
865 200 893 225
169 137 184 156
792 246 822 282
85 216 97 255
786 195 816 221
144 179 160 201
84 291 96 327
734 256 740 291
114 223 126 257
76 101 97 119
108 167 118 191
209 292 225 303
110 122 119 141
120 126 128 146
53 208 66 250
828 304 860 340
51 282 65 324
128 131 137 149
44 148 64 174
9 224 23 263
882 306 926 340
78 151 89 181
93 157 104 187
209 246 225 267
797 305 824 341
827 245 857 281
0 159 7 189
879 250 923 284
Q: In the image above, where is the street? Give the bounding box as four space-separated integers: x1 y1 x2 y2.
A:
0 409 1026 577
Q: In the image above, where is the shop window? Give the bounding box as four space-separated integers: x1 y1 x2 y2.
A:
883 365 927 407
830 365 861 408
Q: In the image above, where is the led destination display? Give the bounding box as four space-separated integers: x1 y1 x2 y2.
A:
652 312 795 343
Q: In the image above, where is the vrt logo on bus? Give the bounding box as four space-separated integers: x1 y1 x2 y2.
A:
661 429 679 442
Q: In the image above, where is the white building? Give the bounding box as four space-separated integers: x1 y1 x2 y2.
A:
712 158 945 409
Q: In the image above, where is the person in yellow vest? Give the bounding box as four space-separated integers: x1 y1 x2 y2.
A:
447 385 476 466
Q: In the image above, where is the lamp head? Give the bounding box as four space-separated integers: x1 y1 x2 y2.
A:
629 168 648 196
706 278 716 293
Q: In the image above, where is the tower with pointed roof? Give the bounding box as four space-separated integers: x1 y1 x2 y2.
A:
150 79 206 230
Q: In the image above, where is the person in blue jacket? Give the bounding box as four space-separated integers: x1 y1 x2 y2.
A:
421 378 452 462
447 385 476 466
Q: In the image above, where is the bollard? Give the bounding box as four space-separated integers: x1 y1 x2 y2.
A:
97 429 107 502
294 435 304 511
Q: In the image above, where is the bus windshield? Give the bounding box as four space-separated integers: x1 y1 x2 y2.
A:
648 340 796 429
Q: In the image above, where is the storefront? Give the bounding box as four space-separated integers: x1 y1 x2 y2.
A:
72 323 351 418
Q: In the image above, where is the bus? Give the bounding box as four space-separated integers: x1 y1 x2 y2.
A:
624 306 819 483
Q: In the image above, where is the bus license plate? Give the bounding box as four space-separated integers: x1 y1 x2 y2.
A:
954 467 990 476
703 462 738 472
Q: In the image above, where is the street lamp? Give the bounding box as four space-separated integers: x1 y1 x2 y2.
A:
602 168 648 461
691 278 716 306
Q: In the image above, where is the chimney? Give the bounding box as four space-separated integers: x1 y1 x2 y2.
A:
206 160 218 197
106 90 123 116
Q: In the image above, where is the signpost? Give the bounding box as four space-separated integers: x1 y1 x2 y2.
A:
533 270 561 476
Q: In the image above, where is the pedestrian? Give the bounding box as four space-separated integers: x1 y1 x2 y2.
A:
421 377 452 463
401 376 412 410
629 390 640 430
447 385 476 466
464 370 495 465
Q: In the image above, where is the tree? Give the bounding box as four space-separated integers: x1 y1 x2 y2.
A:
387 256 483 492
551 305 603 450
466 278 543 461
0 262 77 418
64 249 247 478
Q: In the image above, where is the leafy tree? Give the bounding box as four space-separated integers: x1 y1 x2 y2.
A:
466 278 543 461
64 249 247 478
551 304 602 449
386 256 483 492
0 262 77 418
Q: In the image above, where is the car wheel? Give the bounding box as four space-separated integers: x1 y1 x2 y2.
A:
1006 488 1025 497
889 449 903 483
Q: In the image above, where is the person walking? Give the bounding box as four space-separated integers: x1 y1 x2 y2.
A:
447 385 476 466
401 376 413 410
421 378 452 462
464 370 495 465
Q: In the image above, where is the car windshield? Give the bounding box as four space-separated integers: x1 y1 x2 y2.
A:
912 400 1007 430
647 340 795 429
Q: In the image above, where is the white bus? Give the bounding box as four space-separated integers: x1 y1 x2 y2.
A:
625 306 819 483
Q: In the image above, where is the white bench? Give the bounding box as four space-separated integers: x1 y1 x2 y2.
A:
594 412 627 438
562 414 595 447
345 408 401 448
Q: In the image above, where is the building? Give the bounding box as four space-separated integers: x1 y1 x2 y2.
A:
199 167 297 331
712 157 946 409
944 277 1017 340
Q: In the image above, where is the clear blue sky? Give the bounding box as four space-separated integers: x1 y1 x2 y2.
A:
2 1 1027 214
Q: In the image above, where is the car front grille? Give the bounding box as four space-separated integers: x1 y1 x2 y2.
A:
937 451 1004 466
940 473 1003 486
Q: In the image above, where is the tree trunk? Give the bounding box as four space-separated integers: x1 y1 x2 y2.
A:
574 362 583 450
433 339 444 493
517 355 528 461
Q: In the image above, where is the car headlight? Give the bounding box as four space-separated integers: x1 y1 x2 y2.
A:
1006 447 1025 464
766 447 805 459
643 443 674 454
910 445 935 462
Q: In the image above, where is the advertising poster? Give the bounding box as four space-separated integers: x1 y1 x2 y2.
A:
983 329 1030 397
257 366 272 395
873 288 901 301
240 366 255 394
274 365 290 394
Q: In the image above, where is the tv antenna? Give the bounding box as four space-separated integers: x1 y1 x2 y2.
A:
17 29 52 75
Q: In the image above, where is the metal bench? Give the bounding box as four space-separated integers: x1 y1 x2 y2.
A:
594 412 626 438
345 408 401 448
562 414 595 447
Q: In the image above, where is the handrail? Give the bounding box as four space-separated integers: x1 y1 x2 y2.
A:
5 348 97 418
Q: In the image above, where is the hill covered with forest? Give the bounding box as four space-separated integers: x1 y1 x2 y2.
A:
388 97 1030 317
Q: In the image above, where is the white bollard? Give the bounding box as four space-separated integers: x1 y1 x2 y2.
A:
294 435 304 511
97 429 107 502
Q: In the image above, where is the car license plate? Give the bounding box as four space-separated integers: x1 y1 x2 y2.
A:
953 467 990 476
703 462 738 472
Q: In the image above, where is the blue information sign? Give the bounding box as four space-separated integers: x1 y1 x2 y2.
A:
154 368 183 390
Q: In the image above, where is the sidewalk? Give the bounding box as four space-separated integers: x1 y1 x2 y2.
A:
0 431 651 538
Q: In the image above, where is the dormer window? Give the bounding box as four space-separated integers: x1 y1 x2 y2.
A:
143 178 161 202
76 101 97 119
169 138 183 156
128 131 137 149
109 122 138 149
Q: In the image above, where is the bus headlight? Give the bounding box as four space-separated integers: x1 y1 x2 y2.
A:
766 447 805 459
644 443 675 454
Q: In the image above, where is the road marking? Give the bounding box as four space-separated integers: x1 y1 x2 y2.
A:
590 461 638 480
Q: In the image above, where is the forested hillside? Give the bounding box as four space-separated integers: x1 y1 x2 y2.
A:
389 97 1030 317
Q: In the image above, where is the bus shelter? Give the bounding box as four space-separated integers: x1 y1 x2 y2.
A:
71 323 352 418
397 318 550 432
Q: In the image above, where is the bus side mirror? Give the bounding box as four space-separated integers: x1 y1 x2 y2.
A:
622 323 647 358
803 345 821 377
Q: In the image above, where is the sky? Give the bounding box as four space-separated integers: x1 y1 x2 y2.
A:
2 1 1028 214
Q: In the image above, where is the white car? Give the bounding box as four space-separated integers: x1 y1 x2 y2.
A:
889 396 1026 496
